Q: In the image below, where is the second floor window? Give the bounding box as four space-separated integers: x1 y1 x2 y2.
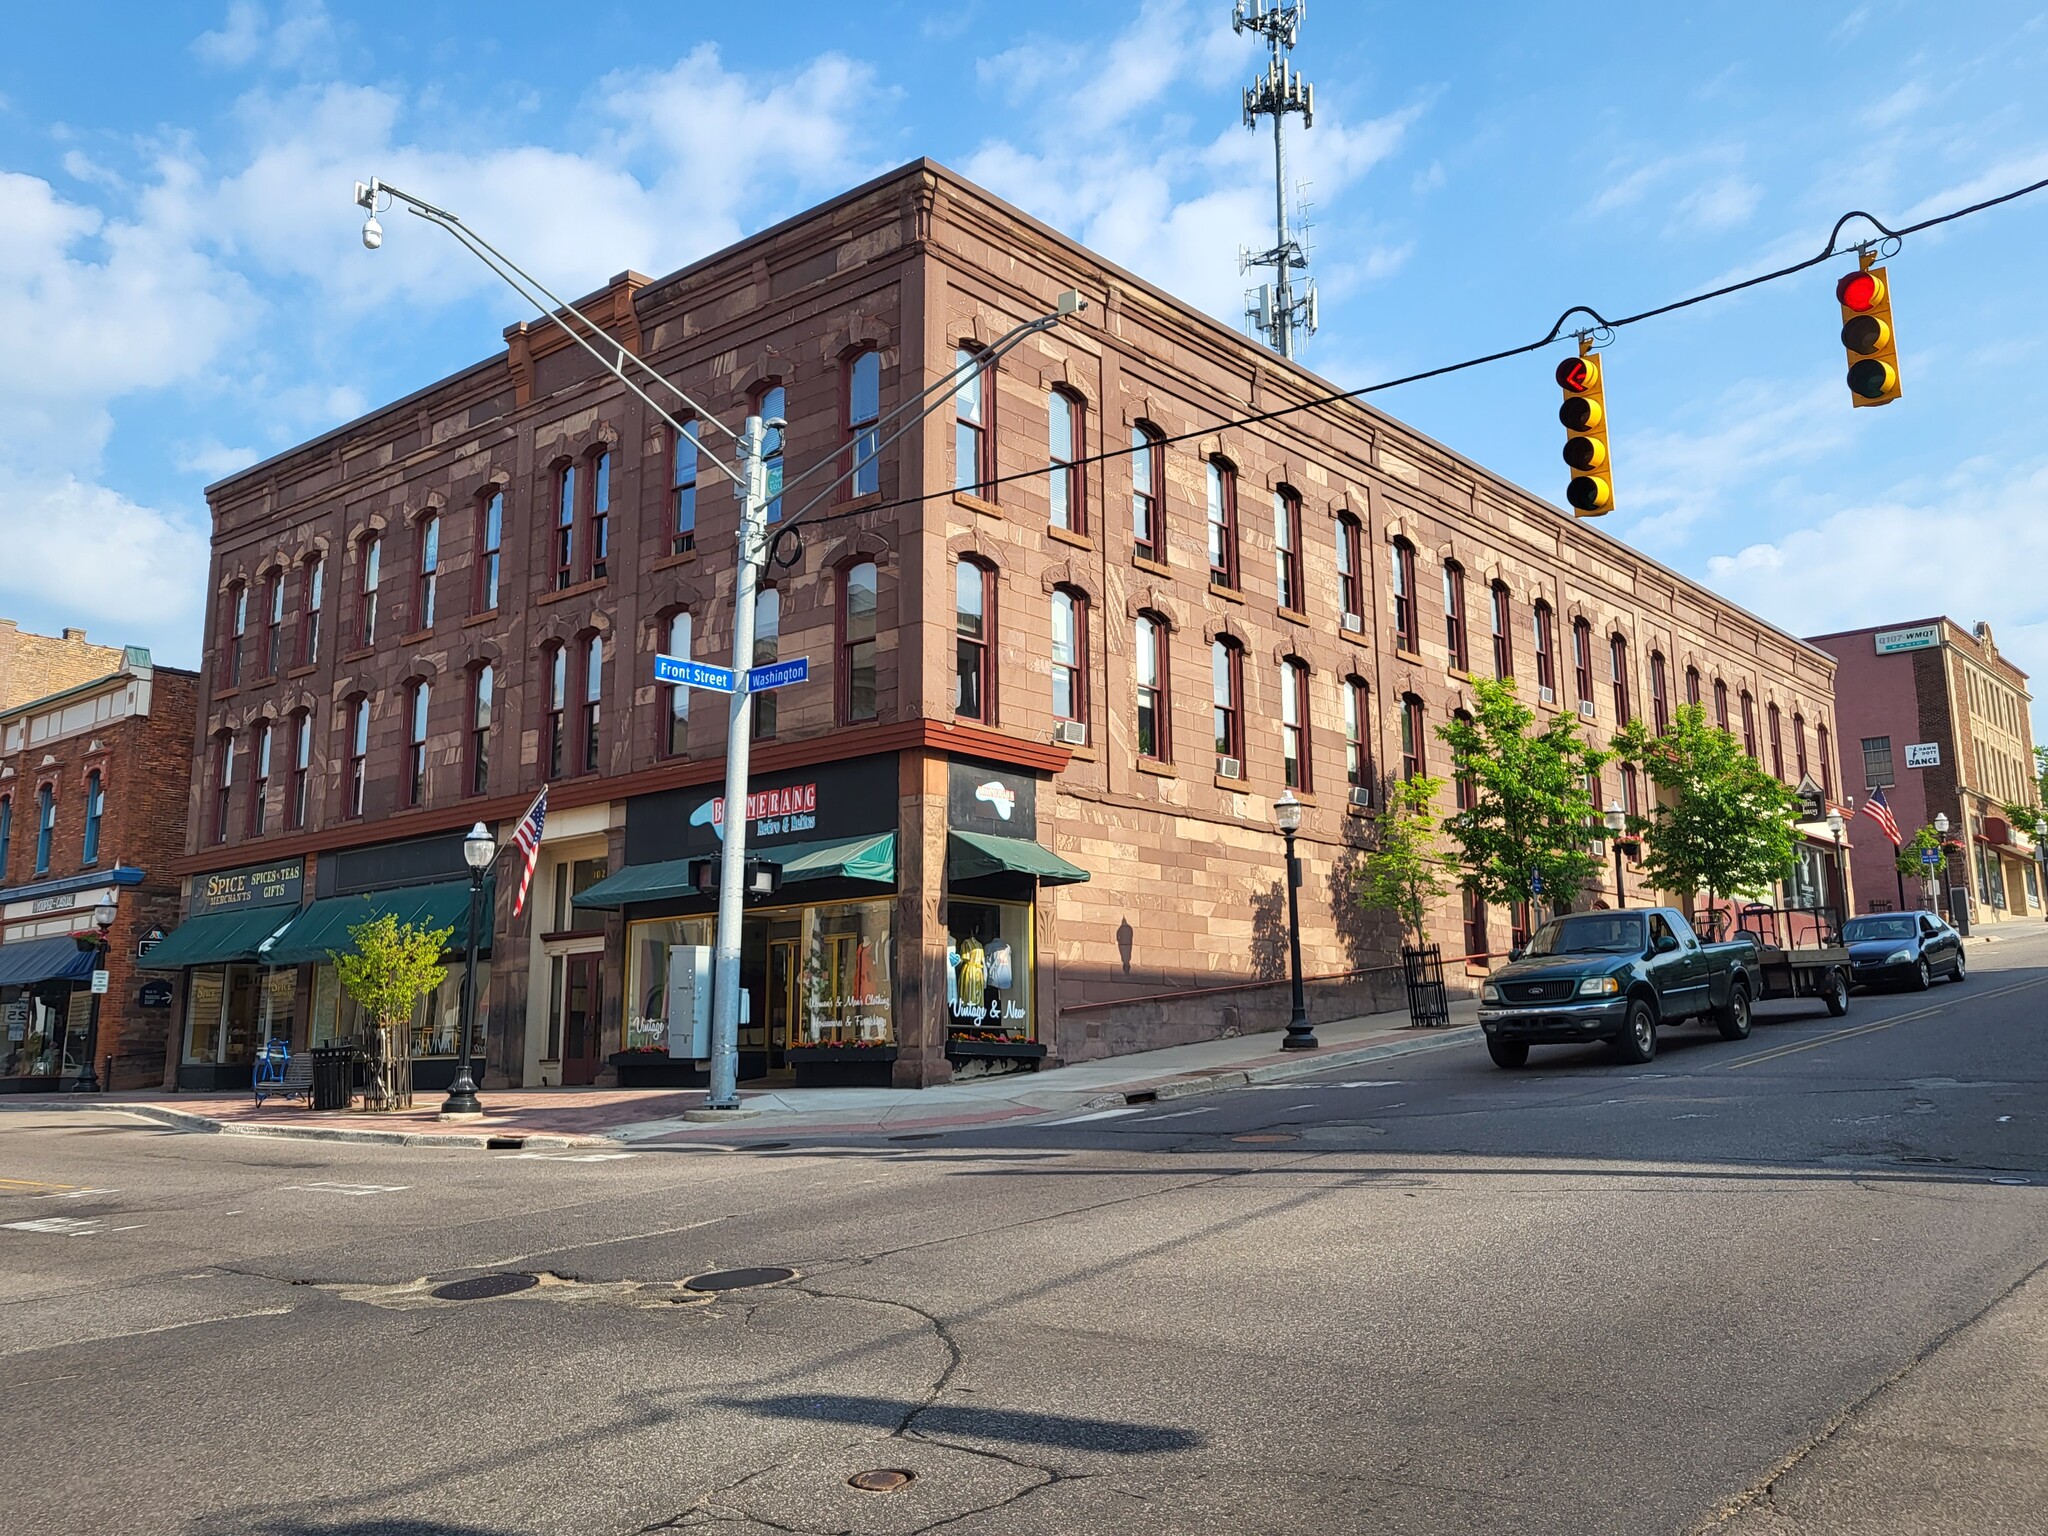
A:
1048 390 1083 533
358 536 381 650
1770 704 1786 779
663 615 691 756
1714 678 1730 732
671 423 699 554
954 561 992 722
1392 539 1418 653
1337 514 1364 623
263 572 283 678
1213 640 1245 776
1133 425 1164 560
224 583 247 689
554 462 577 589
1651 652 1670 735
1207 458 1239 588
1491 584 1513 679
290 711 311 830
848 350 881 498
544 646 567 781
842 564 877 724
36 782 57 872
1573 620 1594 712
1344 677 1371 795
477 491 502 612
212 737 233 845
1400 694 1425 780
1280 658 1310 790
248 726 270 836
1795 714 1809 780
1687 666 1703 708
1136 614 1168 761
955 348 991 497
300 554 323 667
752 588 781 740
415 514 439 631
83 769 104 864
1861 734 1893 788
1818 723 1834 798
0 794 11 877
1274 488 1303 611
1533 601 1557 701
347 698 369 818
406 682 430 806
581 636 603 774
1444 562 1468 671
1611 634 1631 724
1051 587 1085 734
470 666 494 797
588 450 610 580
1741 691 1758 759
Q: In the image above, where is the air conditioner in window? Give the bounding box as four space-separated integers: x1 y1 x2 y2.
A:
1341 612 1363 634
1053 721 1088 747
1578 700 1598 720
1348 786 1374 809
1217 755 1243 780
1539 686 1556 705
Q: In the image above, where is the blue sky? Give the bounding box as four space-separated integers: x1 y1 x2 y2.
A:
4 2 2047 738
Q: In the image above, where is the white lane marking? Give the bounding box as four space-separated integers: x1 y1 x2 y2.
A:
282 1182 409 1196
1 1306 296 1358
1138 1106 1217 1123
1336 1080 1402 1089
1045 1106 1146 1125
4 1216 104 1235
1999 1115 2014 1123
1379 1102 1406 1110
501 1152 637 1162
33 1187 118 1201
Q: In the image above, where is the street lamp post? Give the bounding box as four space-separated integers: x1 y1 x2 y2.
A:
1604 802 1628 909
1825 807 1847 924
1272 790 1316 1051
69 895 119 1093
1933 812 1958 930
2036 817 2047 923
440 822 497 1119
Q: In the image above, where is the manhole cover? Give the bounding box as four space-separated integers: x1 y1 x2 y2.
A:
432 1272 539 1301
848 1469 915 1493
684 1266 797 1292
1232 1133 1298 1144
736 1142 791 1152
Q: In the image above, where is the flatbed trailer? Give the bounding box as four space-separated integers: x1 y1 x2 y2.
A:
1732 903 1851 1016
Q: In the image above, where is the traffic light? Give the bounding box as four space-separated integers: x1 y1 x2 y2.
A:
1556 343 1613 516
1837 256 1901 407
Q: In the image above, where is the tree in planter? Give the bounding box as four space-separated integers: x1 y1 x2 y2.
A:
1437 676 1611 916
1352 773 1457 950
332 914 452 1111
1894 824 1953 911
1612 702 1800 918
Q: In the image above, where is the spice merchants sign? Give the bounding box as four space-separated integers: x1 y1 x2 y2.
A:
190 858 304 916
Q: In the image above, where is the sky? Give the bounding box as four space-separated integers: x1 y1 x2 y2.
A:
4 1 2047 741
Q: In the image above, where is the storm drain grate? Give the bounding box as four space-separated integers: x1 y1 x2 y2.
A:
848 1469 915 1493
432 1272 540 1302
684 1266 797 1292
485 1137 526 1150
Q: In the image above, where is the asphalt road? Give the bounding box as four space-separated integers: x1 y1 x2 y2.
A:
3 926 2045 1536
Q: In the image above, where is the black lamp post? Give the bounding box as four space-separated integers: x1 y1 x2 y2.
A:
440 821 497 1118
1272 790 1317 1051
2036 817 2046 924
1604 802 1628 909
1826 806 1847 923
70 894 119 1093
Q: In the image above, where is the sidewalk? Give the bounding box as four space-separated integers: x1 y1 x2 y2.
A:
3 997 1482 1150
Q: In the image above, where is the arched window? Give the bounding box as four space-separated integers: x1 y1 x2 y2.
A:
289 709 312 830
753 587 781 740
1462 884 1489 964
1740 690 1758 759
1212 639 1245 777
1768 702 1784 779
1207 457 1239 588
1794 712 1809 781
1135 613 1169 762
1050 587 1087 738
1443 561 1468 671
1273 486 1302 610
476 490 503 613
1343 676 1372 799
222 581 247 690
1610 633 1631 725
357 534 381 649
671 422 699 554
0 794 11 878
469 665 494 796
263 569 284 678
1572 619 1595 714
587 447 611 581
841 564 878 724
662 614 691 757
553 460 577 589
1650 652 1670 735
1532 601 1556 702
1134 424 1166 561
1336 513 1364 623
248 724 270 836
1452 708 1476 810
580 634 603 774
1047 389 1084 533
299 552 324 667
1490 583 1513 680
83 769 105 864
1400 694 1426 781
1817 722 1834 798
406 681 430 806
1391 538 1419 653
1280 657 1311 791
415 513 439 630
1622 761 1641 819
1713 677 1730 732
1686 665 1702 708
953 349 992 498
346 697 369 818
35 782 56 873
954 560 993 723
758 383 787 521
542 645 567 781
847 350 881 499
212 734 234 846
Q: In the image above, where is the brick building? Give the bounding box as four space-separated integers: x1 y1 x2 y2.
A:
1808 617 2041 925
0 634 195 1091
163 159 1843 1091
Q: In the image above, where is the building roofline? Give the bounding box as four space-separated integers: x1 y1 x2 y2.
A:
1805 616 2032 685
0 650 167 724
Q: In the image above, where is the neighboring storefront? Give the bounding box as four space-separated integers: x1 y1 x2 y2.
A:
145 856 305 1092
0 868 149 1092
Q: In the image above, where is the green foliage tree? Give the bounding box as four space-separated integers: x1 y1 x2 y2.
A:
1895 823 1945 880
1612 702 1800 910
1998 744 2048 840
1436 676 1610 912
1352 773 1457 949
333 914 451 1111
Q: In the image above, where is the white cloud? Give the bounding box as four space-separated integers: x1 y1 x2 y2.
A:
175 440 262 481
192 1 335 71
1591 146 1759 234
1671 174 1761 233
193 1 265 66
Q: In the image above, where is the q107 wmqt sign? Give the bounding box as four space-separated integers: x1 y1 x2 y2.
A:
1875 624 1941 654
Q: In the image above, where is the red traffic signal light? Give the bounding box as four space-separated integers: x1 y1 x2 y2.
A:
1556 346 1612 515
1836 259 1900 407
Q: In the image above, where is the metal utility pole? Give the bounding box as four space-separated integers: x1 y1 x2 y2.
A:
1234 0 1317 359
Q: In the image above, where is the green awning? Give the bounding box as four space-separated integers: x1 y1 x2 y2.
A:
573 833 897 911
139 908 297 970
258 877 494 967
947 830 1091 886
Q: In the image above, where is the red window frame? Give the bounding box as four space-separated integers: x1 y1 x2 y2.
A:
263 571 283 679
1280 657 1311 791
1490 583 1513 680
954 559 994 723
1336 514 1364 621
840 563 879 726
1400 694 1426 780
356 535 380 650
1714 678 1730 731
587 449 610 581
661 614 691 758
415 513 439 631
1573 619 1595 711
1134 424 1166 561
212 732 233 845
1453 709 1476 809
1136 612 1170 762
1212 640 1245 775
346 697 369 819
476 490 502 614
1610 634 1631 725
846 349 881 501
542 645 566 782
1462 884 1489 963
247 721 271 837
553 461 577 591
1741 691 1758 758
1686 666 1702 707
671 423 699 554
1207 458 1239 588
1048 389 1084 534
1794 714 1809 780
1533 602 1557 700
1343 676 1371 795
1818 724 1834 798
469 664 493 797
289 710 311 831
1391 539 1419 653
1443 562 1468 671
1768 703 1784 779
299 554 323 668
954 346 993 498
223 582 247 690
405 680 429 807
1650 652 1669 735
1050 586 1086 735
580 634 603 774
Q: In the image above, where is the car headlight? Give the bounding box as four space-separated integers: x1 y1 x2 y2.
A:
1886 948 1915 964
1577 976 1621 997
1481 983 1501 1002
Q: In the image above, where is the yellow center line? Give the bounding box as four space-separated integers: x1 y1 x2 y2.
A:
0 1177 82 1193
1724 977 2041 1070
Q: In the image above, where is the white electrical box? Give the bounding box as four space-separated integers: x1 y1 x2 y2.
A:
665 945 713 1061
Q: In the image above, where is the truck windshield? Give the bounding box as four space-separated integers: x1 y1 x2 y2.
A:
1842 915 1917 942
1525 914 1648 957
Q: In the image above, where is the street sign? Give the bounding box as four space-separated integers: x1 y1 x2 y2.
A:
746 657 810 692
1921 848 1941 867
90 970 110 996
653 654 735 692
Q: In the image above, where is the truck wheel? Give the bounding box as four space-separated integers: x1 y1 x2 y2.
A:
1824 968 1849 1017
1612 999 1658 1064
1911 958 1932 992
1715 984 1752 1041
1487 1038 1530 1069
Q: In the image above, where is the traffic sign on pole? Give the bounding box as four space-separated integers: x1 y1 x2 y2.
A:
745 657 809 692
653 654 735 692
1921 848 1940 868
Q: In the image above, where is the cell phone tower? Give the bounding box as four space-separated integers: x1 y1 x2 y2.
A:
1234 0 1317 360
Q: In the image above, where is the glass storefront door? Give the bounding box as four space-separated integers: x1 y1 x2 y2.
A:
562 953 603 1086
180 965 296 1090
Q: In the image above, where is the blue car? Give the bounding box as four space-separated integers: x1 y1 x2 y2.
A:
1842 911 1966 992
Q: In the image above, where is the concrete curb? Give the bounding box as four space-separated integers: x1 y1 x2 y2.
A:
26 1098 616 1151
1090 1024 1482 1108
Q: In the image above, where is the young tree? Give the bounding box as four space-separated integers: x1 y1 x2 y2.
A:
333 914 452 1111
1437 676 1610 913
1352 773 1457 950
1895 823 1945 881
1612 702 1800 911
1999 745 2048 839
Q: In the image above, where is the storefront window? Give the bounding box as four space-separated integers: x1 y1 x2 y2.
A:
947 898 1033 1042
2 986 70 1079
184 965 297 1062
308 961 489 1056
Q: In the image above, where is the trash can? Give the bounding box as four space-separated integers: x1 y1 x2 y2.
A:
310 1046 357 1111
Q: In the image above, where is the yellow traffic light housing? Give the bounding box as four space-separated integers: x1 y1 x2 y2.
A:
1557 341 1613 515
1837 253 1901 407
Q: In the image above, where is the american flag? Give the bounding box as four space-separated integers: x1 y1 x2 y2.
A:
1862 784 1902 846
511 786 548 915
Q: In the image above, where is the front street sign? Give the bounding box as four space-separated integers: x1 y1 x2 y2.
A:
653 654 736 692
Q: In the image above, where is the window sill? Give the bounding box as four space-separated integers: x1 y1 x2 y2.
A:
1448 668 1473 683
211 686 240 703
650 550 699 573
399 628 434 647
1276 606 1309 628
1286 790 1318 806
1134 758 1177 779
1340 628 1372 648
1048 526 1095 552
837 491 886 514
1214 772 1250 791
462 611 499 629
538 578 608 607
953 491 1002 518
1132 554 1172 578
1346 799 1377 818
287 664 319 680
1393 648 1426 667
1207 582 1245 605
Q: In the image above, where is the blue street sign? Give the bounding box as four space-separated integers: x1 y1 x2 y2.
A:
1921 848 1940 867
746 657 810 692
653 654 735 692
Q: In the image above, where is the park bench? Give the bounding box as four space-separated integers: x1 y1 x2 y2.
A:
252 1040 313 1107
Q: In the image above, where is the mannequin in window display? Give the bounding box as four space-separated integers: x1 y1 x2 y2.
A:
946 935 960 1009
956 934 987 1013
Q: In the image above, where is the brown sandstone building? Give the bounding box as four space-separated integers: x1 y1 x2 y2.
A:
162 159 1842 1091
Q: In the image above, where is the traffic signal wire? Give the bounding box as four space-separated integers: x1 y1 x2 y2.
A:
779 168 2048 542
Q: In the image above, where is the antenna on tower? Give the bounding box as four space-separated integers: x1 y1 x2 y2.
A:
1233 0 1317 360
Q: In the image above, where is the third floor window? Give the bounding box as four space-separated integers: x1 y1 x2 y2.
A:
1048 390 1083 534
477 490 502 613
357 536 381 650
671 423 699 555
1443 562 1468 672
1273 488 1303 612
1134 424 1165 561
415 514 439 631
847 350 880 499
1207 458 1239 588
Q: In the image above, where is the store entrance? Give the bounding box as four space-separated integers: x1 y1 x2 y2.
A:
561 953 603 1086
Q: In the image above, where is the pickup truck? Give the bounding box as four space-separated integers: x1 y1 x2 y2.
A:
1477 907 1763 1068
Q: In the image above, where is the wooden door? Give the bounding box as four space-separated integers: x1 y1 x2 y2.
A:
767 939 799 1068
562 953 602 1086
